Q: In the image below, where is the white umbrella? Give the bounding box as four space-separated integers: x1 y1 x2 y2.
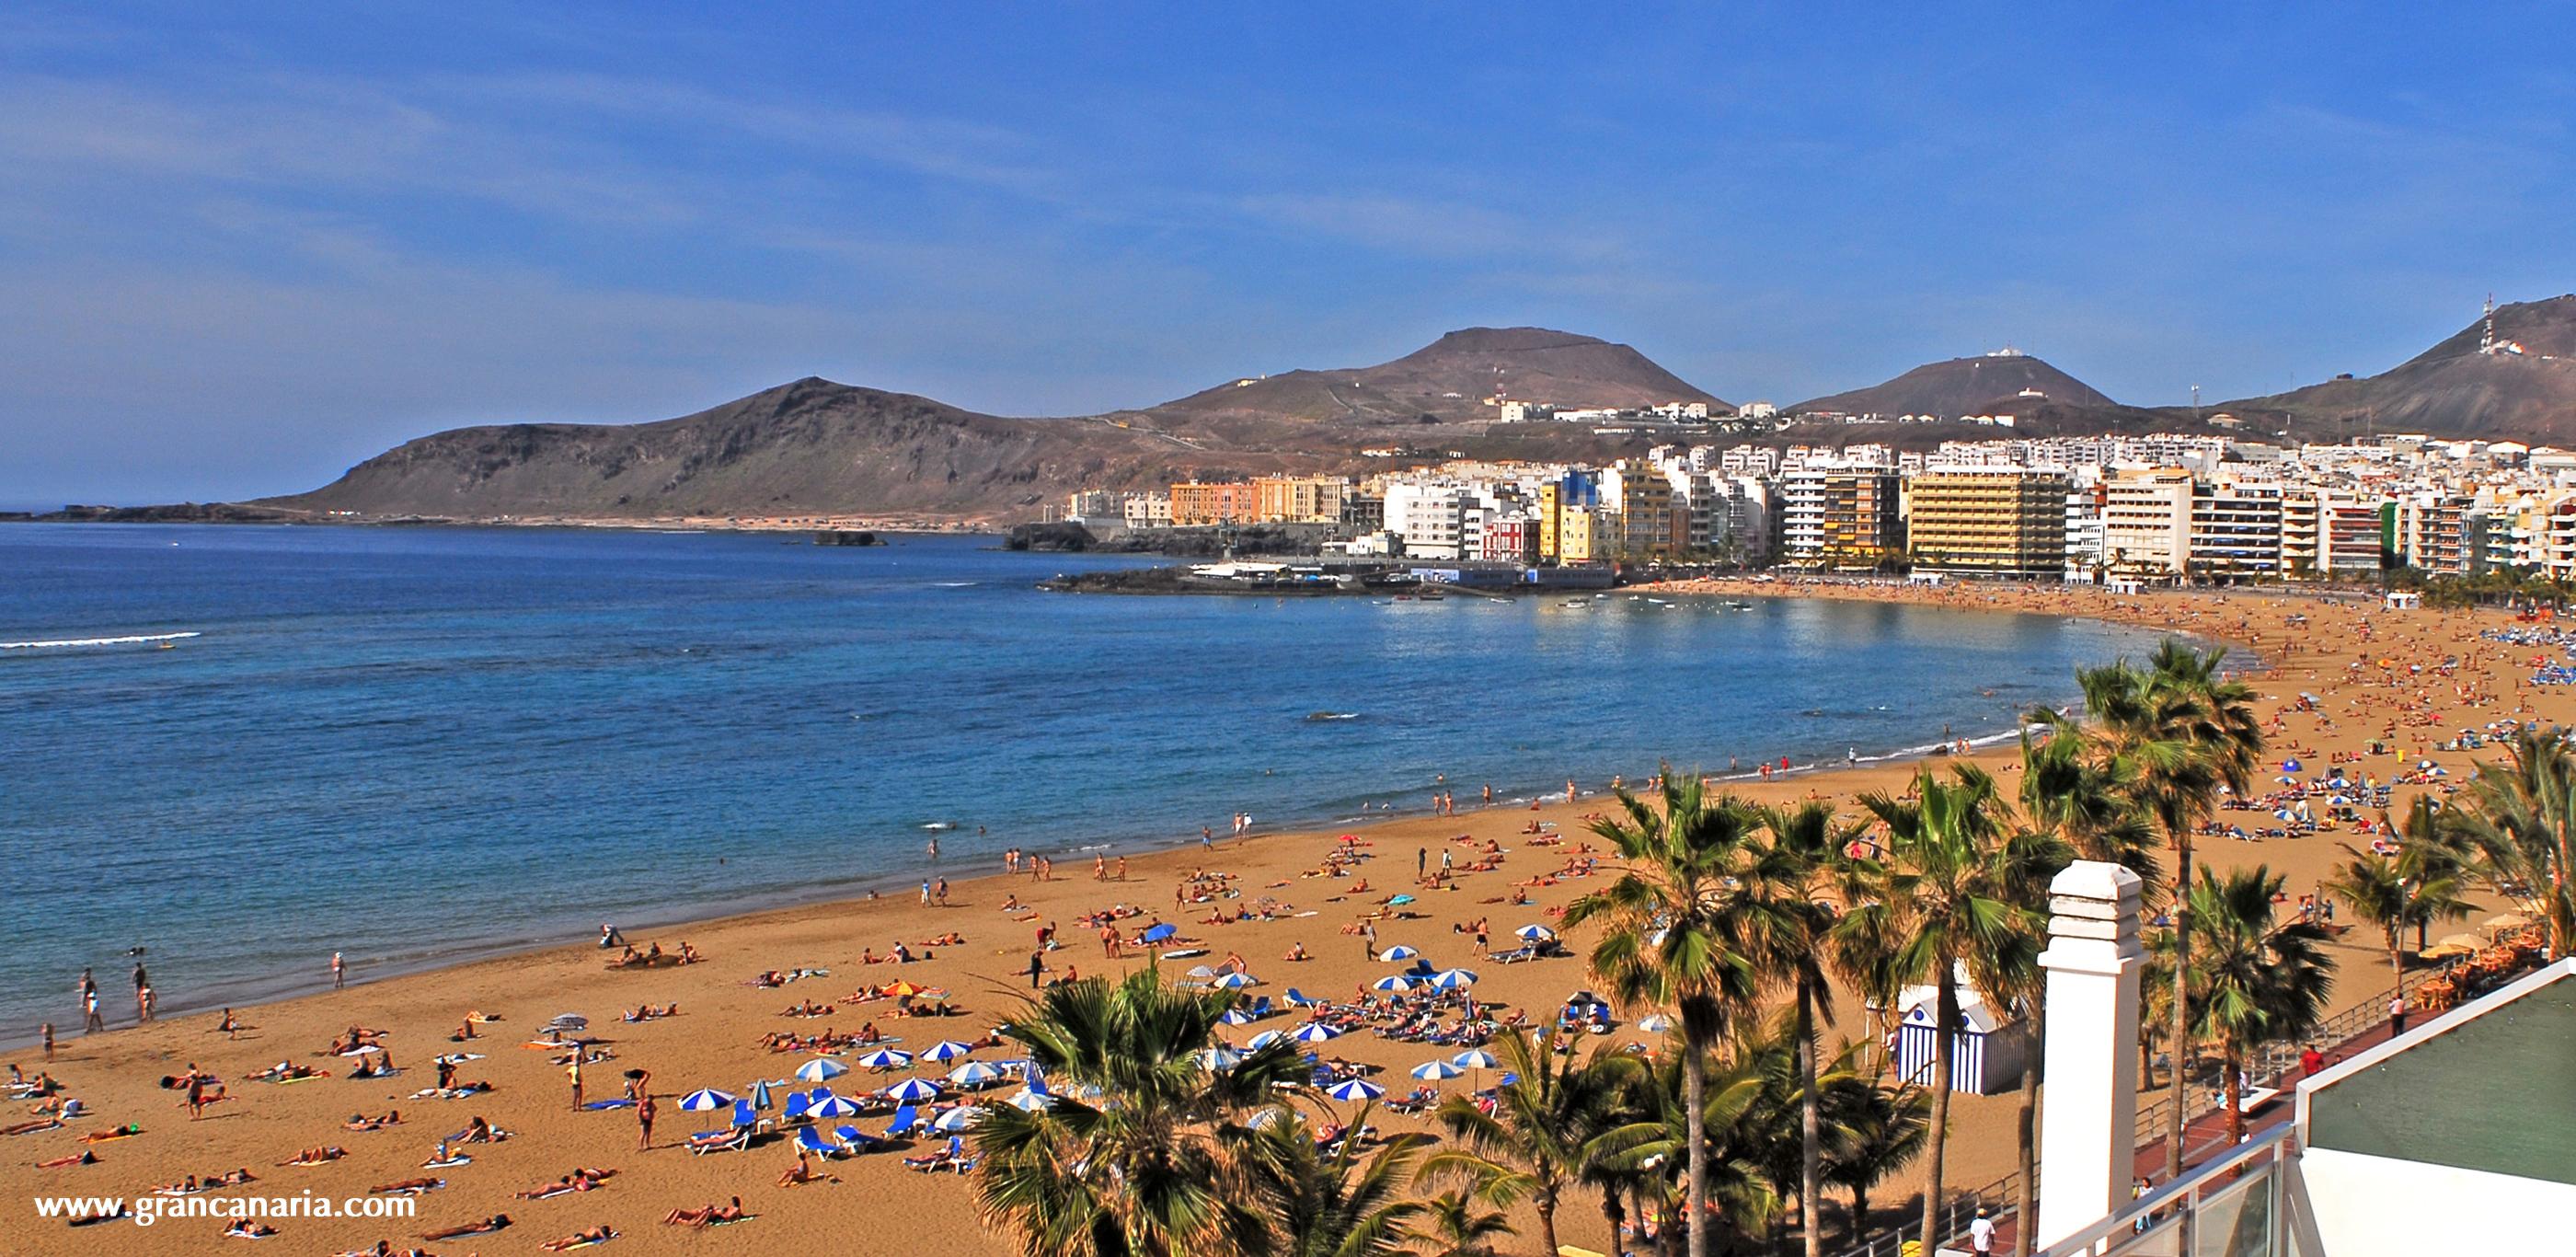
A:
1451 1049 1500 1070
1430 968 1479 990
921 1040 977 1063
1325 1078 1386 1102
885 1077 942 1103
807 1092 862 1119
1377 945 1420 962
932 1106 985 1132
794 1057 849 1082
1219 1008 1255 1026
1245 1104 1292 1129
677 1088 736 1112
1410 1059 1464 1081
1370 975 1416 993
1247 1030 1289 1050
1291 1021 1343 1043
1195 1047 1244 1071
1213 972 1258 989
855 1047 914 1071
949 1061 1006 1087
1007 1088 1053 1112
1514 925 1555 941
1637 1014 1674 1034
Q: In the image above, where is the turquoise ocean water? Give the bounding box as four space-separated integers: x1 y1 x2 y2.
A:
0 525 2163 1040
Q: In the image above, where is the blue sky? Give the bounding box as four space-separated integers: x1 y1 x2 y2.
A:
5 3 2573 504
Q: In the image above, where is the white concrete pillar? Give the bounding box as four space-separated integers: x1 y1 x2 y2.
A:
2033 859 2146 1253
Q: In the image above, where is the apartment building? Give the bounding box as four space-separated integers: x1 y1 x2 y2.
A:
2188 480 2285 581
2100 467 2194 578
2392 492 2474 575
1251 475 1351 525
1168 481 1260 526
1121 492 1174 529
1779 465 1903 571
1905 468 2073 579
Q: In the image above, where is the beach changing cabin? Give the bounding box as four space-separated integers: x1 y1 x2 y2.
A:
1892 982 2026 1097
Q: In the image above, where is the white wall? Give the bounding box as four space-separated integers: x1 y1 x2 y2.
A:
2290 1147 2576 1256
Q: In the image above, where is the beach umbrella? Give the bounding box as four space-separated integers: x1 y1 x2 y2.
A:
1325 1078 1386 1103
1514 924 1555 941
750 1079 775 1111
2487 911 2534 932
1218 1008 1254 1026
921 1041 976 1063
1186 964 1218 978
1430 968 1479 990
807 1092 862 1119
1290 1021 1343 1044
933 1106 985 1133
1245 1105 1291 1129
1378 945 1420 962
1370 975 1416 993
1195 1047 1243 1072
2281 758 2303 773
2421 940 2478 961
949 1061 1006 1087
1213 972 1258 989
677 1088 736 1112
1410 1059 1464 1081
1007 1089 1052 1112
1637 1014 1674 1034
881 980 928 998
794 1057 850 1083
1247 1030 1288 1050
855 1048 913 1071
1451 1049 1499 1070
885 1077 943 1103
1141 923 1178 943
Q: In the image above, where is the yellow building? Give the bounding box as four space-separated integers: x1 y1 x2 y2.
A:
1169 482 1259 526
1558 506 1620 564
1251 476 1351 524
1906 468 2072 579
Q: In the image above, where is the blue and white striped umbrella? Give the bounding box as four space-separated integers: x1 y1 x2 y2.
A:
932 1106 985 1132
1247 1030 1289 1050
1637 1014 1674 1034
677 1088 737 1112
794 1058 849 1082
1370 975 1416 993
949 1061 1006 1087
1290 1021 1343 1043
1514 924 1555 940
1195 1047 1243 1071
884 1077 943 1103
1213 972 1258 989
921 1040 976 1063
855 1048 913 1071
1219 1008 1255 1025
1451 1049 1500 1070
1007 1088 1052 1112
1410 1059 1464 1081
1245 1105 1291 1129
807 1091 862 1119
1325 1078 1385 1102
1377 945 1420 962
1430 968 1479 990
750 1079 776 1111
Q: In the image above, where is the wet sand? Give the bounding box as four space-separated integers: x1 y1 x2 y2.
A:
4 582 2549 1255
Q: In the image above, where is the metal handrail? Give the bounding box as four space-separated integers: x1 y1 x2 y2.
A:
2032 1119 2295 1257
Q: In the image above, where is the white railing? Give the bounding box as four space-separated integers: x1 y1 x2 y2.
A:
2035 1119 2295 1257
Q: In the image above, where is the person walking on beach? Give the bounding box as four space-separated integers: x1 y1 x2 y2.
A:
1115 856 1128 882
132 962 148 1001
568 1052 585 1111
1417 848 1427 881
1027 951 1049 989
635 1091 655 1150
41 1021 55 1062
2388 994 2408 1035
331 951 345 988
1362 922 1377 960
83 989 102 1033
935 877 949 905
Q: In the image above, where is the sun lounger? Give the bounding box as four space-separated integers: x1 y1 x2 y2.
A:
833 1124 887 1154
881 1104 921 1139
793 1126 843 1159
1285 988 1317 1008
684 1127 748 1156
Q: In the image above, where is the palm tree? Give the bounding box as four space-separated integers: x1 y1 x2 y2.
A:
2184 866 2334 1146
971 967 1313 1257
1423 1026 1633 1257
1592 1025 1791 1254
2069 640 2262 1175
1749 801 1859 1257
1845 765 2064 1251
2325 812 2472 995
1238 1109 1431 1257
1409 1189 1514 1257
1564 774 1767 1257
1817 1079 1930 1242
2455 725 2576 959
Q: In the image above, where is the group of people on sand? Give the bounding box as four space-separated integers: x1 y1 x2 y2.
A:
608 940 700 969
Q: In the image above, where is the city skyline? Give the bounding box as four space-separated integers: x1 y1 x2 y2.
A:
5 4 2574 503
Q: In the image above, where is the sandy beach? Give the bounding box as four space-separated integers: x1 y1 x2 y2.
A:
5 582 2550 1255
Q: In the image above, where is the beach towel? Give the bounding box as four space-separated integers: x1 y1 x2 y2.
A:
581 1098 636 1110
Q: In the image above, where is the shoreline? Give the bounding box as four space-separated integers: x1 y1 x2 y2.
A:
0 582 2215 1051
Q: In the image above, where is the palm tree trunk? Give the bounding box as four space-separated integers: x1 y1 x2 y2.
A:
2166 833 2193 1179
1920 971 1957 1251
1849 1185 1869 1244
1604 1187 1625 1257
2222 1054 2245 1147
2014 999 2043 1257
1798 977 1822 1257
1539 1197 1560 1257
1685 1035 1710 1257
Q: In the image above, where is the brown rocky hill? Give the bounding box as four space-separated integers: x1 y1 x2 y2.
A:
1792 352 2116 418
2220 295 2576 443
1148 327 1725 430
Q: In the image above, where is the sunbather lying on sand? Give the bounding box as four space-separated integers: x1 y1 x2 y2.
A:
368 1177 444 1195
35 1150 98 1168
344 1110 401 1131
662 1197 749 1227
282 1145 348 1165
418 1214 511 1240
539 1224 615 1250
224 1220 279 1239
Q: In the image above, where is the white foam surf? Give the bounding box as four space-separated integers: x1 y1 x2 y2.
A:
1 630 201 651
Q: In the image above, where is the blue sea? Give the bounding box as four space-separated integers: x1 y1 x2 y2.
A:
0 525 2163 1039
